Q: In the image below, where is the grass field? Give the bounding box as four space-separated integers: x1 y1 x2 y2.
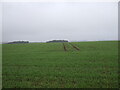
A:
2 41 118 88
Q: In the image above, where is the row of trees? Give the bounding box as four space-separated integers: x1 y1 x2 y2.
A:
8 41 29 44
7 40 68 44
46 40 68 43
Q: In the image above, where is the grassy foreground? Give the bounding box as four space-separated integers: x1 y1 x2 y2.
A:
2 41 118 88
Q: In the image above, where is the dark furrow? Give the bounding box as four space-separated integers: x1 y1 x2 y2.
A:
63 43 67 51
69 43 80 51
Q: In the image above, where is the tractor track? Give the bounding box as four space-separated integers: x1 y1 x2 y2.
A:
69 43 80 51
62 42 80 51
63 43 67 51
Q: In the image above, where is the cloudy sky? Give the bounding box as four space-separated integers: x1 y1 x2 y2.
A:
2 2 118 42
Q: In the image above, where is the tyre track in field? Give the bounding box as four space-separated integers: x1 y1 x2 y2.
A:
69 43 80 51
63 43 67 51
62 42 80 51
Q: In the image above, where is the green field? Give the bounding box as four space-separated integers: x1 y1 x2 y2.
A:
2 41 118 88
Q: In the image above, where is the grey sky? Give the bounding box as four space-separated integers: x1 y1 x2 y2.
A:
3 2 118 42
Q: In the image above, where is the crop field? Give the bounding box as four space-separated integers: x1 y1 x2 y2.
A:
2 41 118 88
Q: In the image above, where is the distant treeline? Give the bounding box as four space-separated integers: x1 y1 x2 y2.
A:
8 41 29 44
46 40 68 43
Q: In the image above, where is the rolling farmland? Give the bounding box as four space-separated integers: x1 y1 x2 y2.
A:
2 41 118 88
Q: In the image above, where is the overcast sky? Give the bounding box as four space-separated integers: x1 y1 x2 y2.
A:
2 2 118 42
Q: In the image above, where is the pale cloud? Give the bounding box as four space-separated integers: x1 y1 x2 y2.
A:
1 0 119 2
2 2 118 42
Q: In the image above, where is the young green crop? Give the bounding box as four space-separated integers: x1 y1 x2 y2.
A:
2 41 118 88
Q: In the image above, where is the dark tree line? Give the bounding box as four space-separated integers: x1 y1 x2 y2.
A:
46 40 68 43
8 41 29 44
